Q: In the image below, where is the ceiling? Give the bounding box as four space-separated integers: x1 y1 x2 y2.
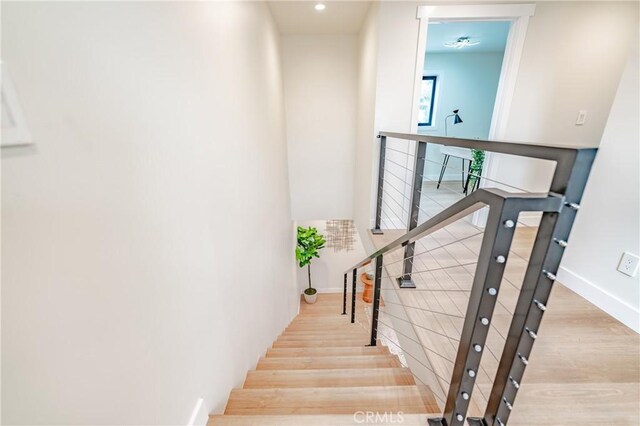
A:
268 1 372 35
426 21 511 54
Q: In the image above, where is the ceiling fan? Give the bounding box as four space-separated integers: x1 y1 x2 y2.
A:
444 37 480 49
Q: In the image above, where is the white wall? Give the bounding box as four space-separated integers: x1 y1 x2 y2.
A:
423 53 504 140
353 2 379 253
491 1 639 194
295 220 367 294
282 35 358 220
558 41 640 332
1 2 298 424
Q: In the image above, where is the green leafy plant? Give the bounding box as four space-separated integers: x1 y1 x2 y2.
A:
296 226 326 295
468 149 485 191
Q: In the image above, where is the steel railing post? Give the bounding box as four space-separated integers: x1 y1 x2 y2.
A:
369 255 384 346
372 136 387 235
430 197 520 426
397 140 427 289
342 273 347 315
351 269 357 324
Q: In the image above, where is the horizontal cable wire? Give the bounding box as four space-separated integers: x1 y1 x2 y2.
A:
376 328 453 386
383 178 412 202
378 335 449 409
383 260 478 277
386 146 416 156
380 299 465 320
380 231 484 269
380 199 407 227
380 285 471 293
377 319 456 365
383 166 413 187
381 194 407 218
379 308 461 342
385 157 414 171
382 189 411 216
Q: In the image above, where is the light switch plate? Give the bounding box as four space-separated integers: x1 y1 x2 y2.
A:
576 110 587 125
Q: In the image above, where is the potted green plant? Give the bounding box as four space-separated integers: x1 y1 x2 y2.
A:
296 226 326 304
467 149 485 193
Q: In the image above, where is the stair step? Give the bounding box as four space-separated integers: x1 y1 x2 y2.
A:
289 318 366 326
298 306 367 312
224 385 438 415
265 346 390 358
283 327 367 335
209 414 433 425
273 339 368 348
257 355 401 370
285 325 367 333
277 333 368 341
293 310 366 317
244 367 415 388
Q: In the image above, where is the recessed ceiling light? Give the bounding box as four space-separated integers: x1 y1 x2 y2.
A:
314 3 326 11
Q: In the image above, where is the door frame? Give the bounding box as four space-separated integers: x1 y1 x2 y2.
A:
410 4 536 224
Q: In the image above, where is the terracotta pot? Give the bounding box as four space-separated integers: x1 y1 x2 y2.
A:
361 273 374 303
303 289 317 304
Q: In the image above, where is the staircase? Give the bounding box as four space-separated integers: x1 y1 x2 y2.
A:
209 293 440 425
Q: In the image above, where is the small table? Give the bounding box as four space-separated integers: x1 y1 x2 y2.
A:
437 146 480 194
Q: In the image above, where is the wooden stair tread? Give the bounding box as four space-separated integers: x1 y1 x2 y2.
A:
224 385 438 415
265 346 389 358
277 333 368 341
288 323 368 331
209 414 435 425
283 328 367 335
272 339 369 348
257 355 401 370
244 367 415 388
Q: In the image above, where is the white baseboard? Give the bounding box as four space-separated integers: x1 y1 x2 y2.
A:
558 266 640 333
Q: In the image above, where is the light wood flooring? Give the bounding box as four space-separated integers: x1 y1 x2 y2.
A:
370 210 640 425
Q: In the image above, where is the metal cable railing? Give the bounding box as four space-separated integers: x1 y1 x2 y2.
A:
343 132 596 426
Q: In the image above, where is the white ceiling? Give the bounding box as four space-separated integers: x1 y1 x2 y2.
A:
426 21 511 54
268 1 372 35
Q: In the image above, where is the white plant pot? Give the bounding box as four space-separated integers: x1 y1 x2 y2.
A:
303 291 318 304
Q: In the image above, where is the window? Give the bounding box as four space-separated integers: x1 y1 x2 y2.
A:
418 75 437 127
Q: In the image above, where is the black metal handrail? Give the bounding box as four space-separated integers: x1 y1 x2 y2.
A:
342 131 597 426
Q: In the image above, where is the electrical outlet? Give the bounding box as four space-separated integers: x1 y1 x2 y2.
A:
576 110 587 125
617 252 639 277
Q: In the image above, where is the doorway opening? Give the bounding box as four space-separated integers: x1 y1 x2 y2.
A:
410 4 535 226
419 20 510 194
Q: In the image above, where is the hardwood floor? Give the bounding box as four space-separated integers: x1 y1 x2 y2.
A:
370 180 640 424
